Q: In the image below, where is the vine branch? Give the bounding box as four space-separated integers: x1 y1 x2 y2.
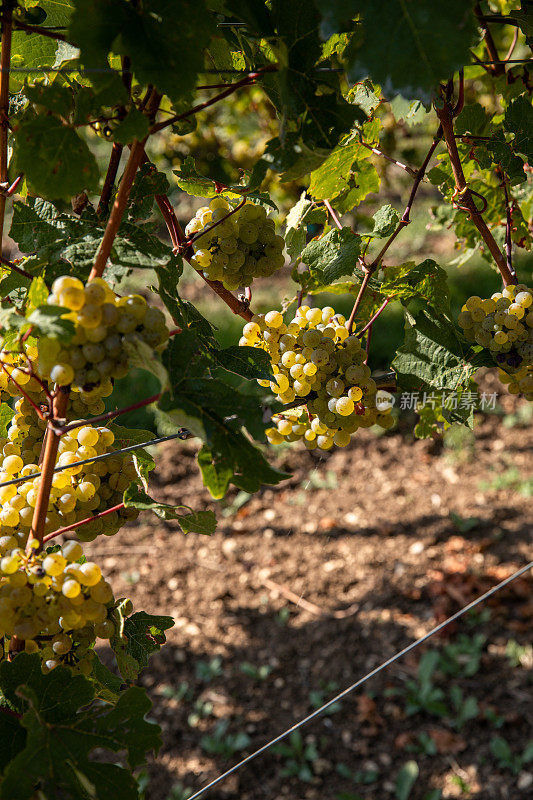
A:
152 189 254 321
0 3 13 258
475 3 506 76
27 388 69 553
150 66 277 135
435 100 516 285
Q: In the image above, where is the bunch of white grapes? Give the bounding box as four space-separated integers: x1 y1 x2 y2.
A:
0 540 126 674
457 283 533 399
186 197 285 290
240 305 394 450
0 388 139 548
31 275 169 391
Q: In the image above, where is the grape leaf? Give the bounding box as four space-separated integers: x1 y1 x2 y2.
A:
26 305 76 340
110 612 175 683
213 345 274 381
393 308 474 391
109 423 156 486
0 654 160 800
371 204 401 238
0 403 14 438
112 106 150 145
128 163 170 220
380 259 450 313
285 193 328 259
14 117 99 200
504 94 533 164
319 0 478 102
90 655 125 704
124 483 216 534
300 227 363 288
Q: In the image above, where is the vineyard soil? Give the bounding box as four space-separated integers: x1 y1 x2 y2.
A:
87 376 532 800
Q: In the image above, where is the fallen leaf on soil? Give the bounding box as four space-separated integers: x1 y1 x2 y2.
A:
428 728 467 754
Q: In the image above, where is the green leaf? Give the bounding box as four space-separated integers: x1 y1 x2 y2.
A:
0 403 14 438
393 308 474 391
27 276 49 309
109 423 156 486
395 760 419 800
284 193 328 260
371 204 400 238
328 1 478 102
15 117 99 201
0 654 160 800
26 305 75 340
90 655 124 704
128 162 170 220
122 336 170 391
300 227 362 287
25 82 74 116
308 120 380 206
112 106 150 145
110 612 174 683
123 482 216 535
504 94 533 164
214 345 274 381
381 259 450 313
0 709 25 773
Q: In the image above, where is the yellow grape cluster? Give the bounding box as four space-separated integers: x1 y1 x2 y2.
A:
186 197 285 290
458 284 533 364
0 540 124 674
240 305 394 450
0 387 138 547
31 275 168 391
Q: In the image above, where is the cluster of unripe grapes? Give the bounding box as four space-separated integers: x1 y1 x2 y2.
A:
457 284 533 400
240 305 394 450
186 197 285 290
32 275 169 391
0 540 125 675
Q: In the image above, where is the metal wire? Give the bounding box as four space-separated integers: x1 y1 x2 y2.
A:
187 560 533 800
3 60 532 75
0 432 188 488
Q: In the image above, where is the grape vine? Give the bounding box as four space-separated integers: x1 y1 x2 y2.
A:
0 1 530 797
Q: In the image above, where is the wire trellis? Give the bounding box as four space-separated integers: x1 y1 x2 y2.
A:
186 560 533 800
0 432 188 489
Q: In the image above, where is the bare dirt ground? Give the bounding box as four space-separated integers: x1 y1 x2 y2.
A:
87 374 532 800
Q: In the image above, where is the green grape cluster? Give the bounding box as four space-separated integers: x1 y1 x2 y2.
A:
0 389 139 547
32 275 169 391
0 540 124 674
186 197 285 289
457 283 533 399
240 305 394 450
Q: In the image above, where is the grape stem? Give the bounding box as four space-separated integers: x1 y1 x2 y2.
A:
90 90 161 280
0 361 46 419
27 387 70 553
356 296 392 338
97 142 124 218
186 197 247 248
149 65 277 135
55 392 162 436
436 99 517 286
42 502 126 543
4 16 66 41
474 3 506 76
359 142 418 177
152 189 254 322
0 253 32 279
0 3 13 259
96 57 132 218
498 168 516 280
346 271 373 334
323 199 343 230
346 126 443 333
